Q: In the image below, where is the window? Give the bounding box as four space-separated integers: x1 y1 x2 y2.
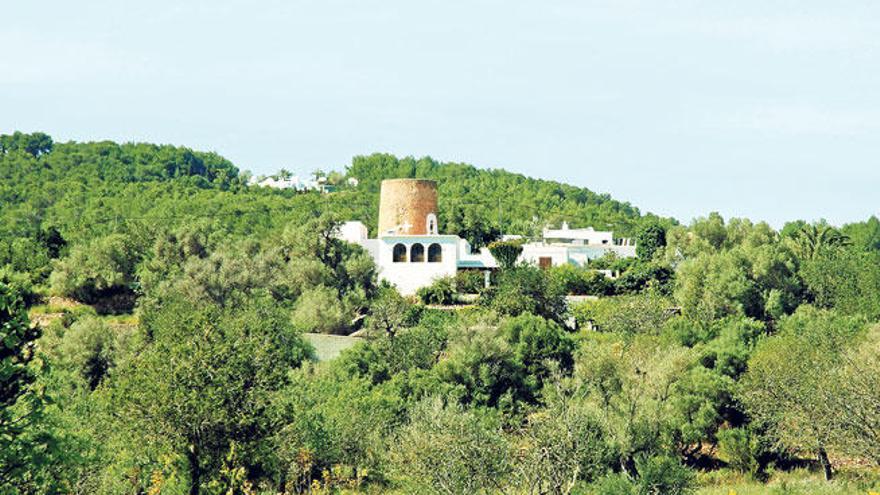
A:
538 257 553 270
428 243 442 262
393 243 407 262
410 243 425 262
426 213 438 234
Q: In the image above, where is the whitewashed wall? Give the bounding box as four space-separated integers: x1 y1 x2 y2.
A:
377 236 459 295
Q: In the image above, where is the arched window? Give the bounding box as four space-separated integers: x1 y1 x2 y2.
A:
428 243 442 262
426 213 438 235
410 243 425 262
393 243 407 262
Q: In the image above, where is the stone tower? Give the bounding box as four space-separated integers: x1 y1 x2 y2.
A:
378 179 438 236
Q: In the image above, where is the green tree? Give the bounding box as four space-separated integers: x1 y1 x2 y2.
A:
739 307 865 480
445 205 501 249
0 131 53 157
110 293 313 495
635 223 666 260
514 375 614 492
49 233 140 307
0 283 46 489
575 335 699 475
480 265 567 324
364 286 420 338
48 315 144 393
787 223 850 261
387 398 511 494
339 323 444 386
826 325 880 464
499 314 575 382
800 248 880 319
487 239 523 270
573 290 672 335
674 250 760 321
291 285 351 334
434 324 532 410
272 366 401 490
842 215 880 252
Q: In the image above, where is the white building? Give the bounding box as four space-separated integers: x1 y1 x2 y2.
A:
336 221 497 295
520 222 636 269
336 179 636 295
249 174 334 193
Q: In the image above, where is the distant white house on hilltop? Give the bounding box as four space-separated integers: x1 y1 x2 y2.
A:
336 179 636 295
249 173 357 193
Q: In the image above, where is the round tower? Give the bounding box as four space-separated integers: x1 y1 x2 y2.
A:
378 179 438 236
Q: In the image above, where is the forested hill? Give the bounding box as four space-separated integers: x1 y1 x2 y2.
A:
346 153 661 238
1 132 663 245
0 131 662 301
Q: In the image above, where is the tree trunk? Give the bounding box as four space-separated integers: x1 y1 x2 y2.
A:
188 443 201 495
620 456 637 478
818 446 833 481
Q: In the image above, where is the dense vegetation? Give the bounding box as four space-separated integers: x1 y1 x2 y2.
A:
1 132 879 494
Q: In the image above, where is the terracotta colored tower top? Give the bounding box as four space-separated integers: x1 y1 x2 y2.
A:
378 179 439 236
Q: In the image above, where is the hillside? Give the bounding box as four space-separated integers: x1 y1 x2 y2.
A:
0 133 663 296
346 153 662 237
3 131 880 494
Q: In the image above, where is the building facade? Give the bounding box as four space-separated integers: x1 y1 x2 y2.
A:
337 178 636 295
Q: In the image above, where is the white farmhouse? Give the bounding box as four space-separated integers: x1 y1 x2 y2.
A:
336 179 635 295
519 222 636 269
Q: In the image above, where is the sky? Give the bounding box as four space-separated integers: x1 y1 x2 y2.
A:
3 0 879 227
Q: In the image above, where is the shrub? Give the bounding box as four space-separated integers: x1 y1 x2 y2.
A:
717 428 760 474
572 290 672 335
582 270 613 296
60 305 99 328
499 313 575 380
614 262 673 295
635 455 695 495
516 386 616 490
291 285 350 334
454 270 485 294
0 267 39 306
49 233 140 304
386 398 511 494
417 276 456 305
480 265 567 324
551 264 613 296
593 473 637 495
365 287 421 337
55 316 141 390
433 326 532 409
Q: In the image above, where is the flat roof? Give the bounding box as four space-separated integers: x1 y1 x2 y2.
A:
378 234 460 240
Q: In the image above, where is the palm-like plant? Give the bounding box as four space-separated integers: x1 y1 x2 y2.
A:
790 224 850 260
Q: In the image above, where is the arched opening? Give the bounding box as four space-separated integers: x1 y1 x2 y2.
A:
428 243 442 262
393 243 407 262
426 213 438 235
410 243 425 262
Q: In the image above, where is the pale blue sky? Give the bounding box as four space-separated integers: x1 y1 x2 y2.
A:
3 1 879 226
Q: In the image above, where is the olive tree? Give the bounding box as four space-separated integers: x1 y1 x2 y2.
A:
110 293 313 495
386 398 511 494
825 325 880 464
739 307 865 480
